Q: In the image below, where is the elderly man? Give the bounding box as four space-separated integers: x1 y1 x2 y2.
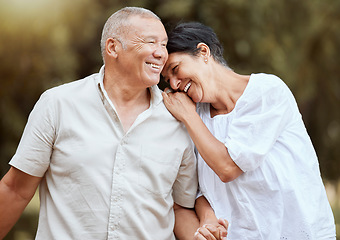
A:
0 7 205 239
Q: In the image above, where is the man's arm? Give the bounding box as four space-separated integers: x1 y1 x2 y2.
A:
195 196 218 225
174 200 228 240
0 167 42 239
195 196 228 240
173 203 200 240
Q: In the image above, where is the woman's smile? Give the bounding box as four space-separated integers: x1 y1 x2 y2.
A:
184 81 192 93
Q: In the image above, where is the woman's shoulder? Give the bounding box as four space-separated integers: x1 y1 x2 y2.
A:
249 73 286 89
235 73 293 113
244 73 290 99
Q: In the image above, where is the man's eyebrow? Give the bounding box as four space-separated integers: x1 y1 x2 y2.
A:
143 36 168 42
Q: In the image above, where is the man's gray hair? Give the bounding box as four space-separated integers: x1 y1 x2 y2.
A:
100 7 160 63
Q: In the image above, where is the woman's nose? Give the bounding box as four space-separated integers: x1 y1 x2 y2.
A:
169 77 181 90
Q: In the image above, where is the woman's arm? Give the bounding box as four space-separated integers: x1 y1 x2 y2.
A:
183 110 242 182
162 91 243 182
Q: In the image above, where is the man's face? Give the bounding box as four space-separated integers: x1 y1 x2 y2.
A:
117 16 168 88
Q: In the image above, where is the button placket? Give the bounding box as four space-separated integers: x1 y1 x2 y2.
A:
107 144 126 239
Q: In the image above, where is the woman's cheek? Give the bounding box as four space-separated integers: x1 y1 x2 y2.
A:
189 87 200 103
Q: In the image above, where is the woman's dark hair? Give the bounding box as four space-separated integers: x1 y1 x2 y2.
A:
167 22 228 67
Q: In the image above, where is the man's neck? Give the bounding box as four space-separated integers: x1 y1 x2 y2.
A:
103 73 151 133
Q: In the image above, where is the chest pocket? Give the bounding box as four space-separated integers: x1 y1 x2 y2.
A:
138 145 181 196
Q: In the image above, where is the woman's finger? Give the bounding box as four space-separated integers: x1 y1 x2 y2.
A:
194 230 209 240
218 219 228 230
162 91 172 105
164 87 173 94
218 227 227 240
217 219 229 239
198 225 219 240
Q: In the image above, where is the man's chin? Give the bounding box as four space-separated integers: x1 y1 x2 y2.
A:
146 75 160 86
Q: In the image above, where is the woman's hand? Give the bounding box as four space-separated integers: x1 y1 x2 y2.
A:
194 219 228 240
162 88 196 123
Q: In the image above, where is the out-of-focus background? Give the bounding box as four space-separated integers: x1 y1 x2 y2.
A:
1 0 339 239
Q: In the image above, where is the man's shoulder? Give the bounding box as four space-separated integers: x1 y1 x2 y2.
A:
43 73 99 100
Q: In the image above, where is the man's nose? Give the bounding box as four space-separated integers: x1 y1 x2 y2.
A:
153 45 168 59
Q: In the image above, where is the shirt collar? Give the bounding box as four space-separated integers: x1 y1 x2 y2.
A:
96 65 163 107
96 65 106 102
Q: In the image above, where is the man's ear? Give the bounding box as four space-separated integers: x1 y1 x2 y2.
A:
105 38 121 58
196 42 210 58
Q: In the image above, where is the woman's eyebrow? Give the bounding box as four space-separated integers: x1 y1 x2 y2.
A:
164 63 174 75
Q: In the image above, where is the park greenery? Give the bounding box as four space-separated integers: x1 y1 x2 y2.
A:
0 0 339 239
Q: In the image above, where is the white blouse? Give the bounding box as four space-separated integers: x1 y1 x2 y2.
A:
197 73 336 239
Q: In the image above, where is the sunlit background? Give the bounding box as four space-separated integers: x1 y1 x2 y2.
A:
1 0 339 239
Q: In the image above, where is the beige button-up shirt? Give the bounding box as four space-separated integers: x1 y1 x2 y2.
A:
10 66 197 239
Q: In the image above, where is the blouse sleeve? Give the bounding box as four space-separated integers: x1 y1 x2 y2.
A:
9 90 56 177
224 75 294 172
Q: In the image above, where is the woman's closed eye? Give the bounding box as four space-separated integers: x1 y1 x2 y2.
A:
172 65 178 74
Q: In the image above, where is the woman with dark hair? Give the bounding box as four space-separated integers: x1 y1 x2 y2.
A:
162 22 336 239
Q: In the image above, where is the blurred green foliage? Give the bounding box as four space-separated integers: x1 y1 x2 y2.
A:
1 0 339 239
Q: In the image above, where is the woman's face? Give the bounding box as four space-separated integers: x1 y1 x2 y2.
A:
161 52 207 103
